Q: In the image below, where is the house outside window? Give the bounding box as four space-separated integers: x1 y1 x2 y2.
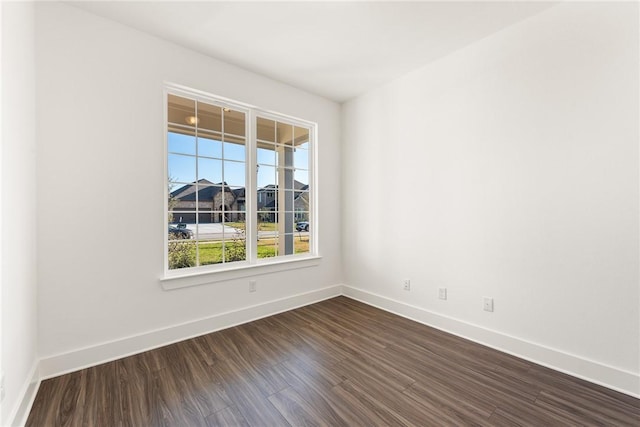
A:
165 85 316 275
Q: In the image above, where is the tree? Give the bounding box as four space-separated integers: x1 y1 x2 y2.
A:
168 176 179 223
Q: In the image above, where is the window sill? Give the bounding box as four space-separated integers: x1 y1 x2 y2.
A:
160 255 322 291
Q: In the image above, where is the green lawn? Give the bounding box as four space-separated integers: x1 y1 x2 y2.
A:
198 241 225 265
225 222 287 232
259 222 278 232
169 237 309 269
198 238 309 265
255 237 309 258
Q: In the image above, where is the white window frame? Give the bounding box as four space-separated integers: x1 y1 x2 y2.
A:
161 83 319 288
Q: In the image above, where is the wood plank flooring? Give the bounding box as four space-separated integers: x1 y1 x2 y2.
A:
26 296 640 426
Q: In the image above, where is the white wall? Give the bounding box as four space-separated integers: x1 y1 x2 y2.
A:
1 1 39 425
342 2 639 395
35 2 342 370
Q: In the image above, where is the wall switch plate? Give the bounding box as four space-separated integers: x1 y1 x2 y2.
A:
483 297 494 312
249 280 257 293
438 288 447 300
403 279 411 291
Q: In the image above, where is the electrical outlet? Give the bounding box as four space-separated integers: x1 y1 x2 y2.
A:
483 297 494 312
438 288 447 300
1 371 5 402
403 279 411 291
249 280 257 293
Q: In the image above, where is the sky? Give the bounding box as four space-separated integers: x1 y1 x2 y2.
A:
168 132 309 190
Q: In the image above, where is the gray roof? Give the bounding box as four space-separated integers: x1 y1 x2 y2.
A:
171 180 245 202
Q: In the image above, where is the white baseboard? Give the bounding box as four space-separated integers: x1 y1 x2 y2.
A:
342 285 640 399
39 284 343 380
6 360 40 427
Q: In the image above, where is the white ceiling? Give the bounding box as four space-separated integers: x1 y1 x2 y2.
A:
68 1 557 102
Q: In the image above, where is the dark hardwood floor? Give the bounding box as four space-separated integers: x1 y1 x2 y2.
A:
27 296 639 426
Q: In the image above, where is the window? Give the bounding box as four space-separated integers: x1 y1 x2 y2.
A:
255 117 311 259
165 85 316 275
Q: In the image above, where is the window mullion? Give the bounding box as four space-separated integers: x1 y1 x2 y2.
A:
194 100 200 266
247 110 257 263
221 106 226 262
311 126 317 255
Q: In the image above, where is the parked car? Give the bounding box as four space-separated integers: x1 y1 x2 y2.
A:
176 222 187 229
295 221 309 232
169 226 193 239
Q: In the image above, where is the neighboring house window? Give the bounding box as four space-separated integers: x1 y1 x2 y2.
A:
165 86 315 274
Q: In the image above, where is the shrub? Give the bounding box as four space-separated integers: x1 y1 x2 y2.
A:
168 241 195 269
224 230 246 262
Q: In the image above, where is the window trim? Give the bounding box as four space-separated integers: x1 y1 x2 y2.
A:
162 83 319 283
160 255 323 290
